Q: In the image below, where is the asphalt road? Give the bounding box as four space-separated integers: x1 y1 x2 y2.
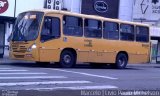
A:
0 59 160 96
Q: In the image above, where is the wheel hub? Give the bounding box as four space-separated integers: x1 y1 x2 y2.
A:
119 57 125 67
63 55 71 64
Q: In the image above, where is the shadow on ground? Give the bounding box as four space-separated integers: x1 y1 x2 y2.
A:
0 61 141 70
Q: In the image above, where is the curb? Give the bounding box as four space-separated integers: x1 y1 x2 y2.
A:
127 64 160 68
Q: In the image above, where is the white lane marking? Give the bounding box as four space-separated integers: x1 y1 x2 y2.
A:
0 81 91 86
0 72 47 75
27 85 118 90
0 76 67 79
0 70 28 72
0 68 12 70
52 69 118 80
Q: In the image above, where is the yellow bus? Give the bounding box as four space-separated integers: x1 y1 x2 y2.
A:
10 9 150 69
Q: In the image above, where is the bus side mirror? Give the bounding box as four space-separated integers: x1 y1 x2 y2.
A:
7 33 12 42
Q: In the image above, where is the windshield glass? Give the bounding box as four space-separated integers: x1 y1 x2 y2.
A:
12 12 44 41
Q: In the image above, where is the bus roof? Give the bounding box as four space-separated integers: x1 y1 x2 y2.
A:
28 9 149 27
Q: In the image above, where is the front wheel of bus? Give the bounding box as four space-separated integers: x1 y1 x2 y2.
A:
115 53 128 69
60 50 76 68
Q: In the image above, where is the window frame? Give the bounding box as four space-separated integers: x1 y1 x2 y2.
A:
40 16 61 42
84 18 102 39
136 26 149 43
103 21 119 40
63 15 83 37
120 23 135 41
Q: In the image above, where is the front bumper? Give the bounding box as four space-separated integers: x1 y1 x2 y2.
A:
9 51 38 61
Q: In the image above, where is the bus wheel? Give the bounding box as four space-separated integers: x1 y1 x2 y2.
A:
60 50 76 68
115 53 128 69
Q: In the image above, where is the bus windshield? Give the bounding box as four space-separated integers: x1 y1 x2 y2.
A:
12 12 44 41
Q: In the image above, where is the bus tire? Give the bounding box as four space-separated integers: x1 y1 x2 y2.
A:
60 50 76 68
115 53 128 69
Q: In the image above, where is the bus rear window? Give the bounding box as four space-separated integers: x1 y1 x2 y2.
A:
120 24 134 41
136 26 149 42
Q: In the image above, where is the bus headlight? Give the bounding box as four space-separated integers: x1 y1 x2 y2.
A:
31 44 37 49
27 44 37 52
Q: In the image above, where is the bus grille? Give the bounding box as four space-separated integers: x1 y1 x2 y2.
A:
12 45 27 53
14 55 25 58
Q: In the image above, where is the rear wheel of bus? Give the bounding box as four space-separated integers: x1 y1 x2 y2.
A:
115 53 128 69
60 50 76 68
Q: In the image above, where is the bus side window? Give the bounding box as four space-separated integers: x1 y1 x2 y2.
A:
63 16 83 37
120 24 134 41
42 17 52 36
52 18 60 37
84 19 102 38
103 21 119 40
41 17 60 42
136 26 149 42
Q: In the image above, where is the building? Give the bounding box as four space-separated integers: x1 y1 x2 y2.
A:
133 0 160 63
44 0 134 21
